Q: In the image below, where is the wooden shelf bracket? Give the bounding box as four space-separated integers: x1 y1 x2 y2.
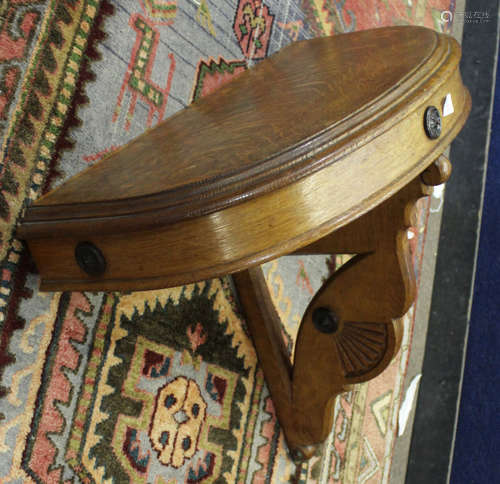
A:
233 157 451 460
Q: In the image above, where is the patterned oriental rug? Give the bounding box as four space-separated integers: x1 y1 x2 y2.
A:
0 1 455 483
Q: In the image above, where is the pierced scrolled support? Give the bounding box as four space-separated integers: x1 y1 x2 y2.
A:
234 156 452 458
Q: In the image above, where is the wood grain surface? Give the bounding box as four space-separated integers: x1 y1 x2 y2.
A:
17 26 471 291
234 158 455 455
15 25 471 457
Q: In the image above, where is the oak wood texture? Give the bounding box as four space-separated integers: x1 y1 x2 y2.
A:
234 169 450 457
15 26 470 459
17 26 470 292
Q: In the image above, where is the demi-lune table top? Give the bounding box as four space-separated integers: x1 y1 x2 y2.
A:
18 26 470 291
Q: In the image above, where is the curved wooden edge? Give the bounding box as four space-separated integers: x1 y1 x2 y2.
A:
25 86 470 293
421 154 452 186
18 29 460 240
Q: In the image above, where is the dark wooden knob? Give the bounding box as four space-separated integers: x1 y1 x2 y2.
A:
312 307 339 334
75 242 106 276
424 106 442 139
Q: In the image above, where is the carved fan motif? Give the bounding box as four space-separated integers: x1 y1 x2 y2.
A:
334 321 388 378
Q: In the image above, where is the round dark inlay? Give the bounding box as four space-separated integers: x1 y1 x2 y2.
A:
424 106 442 139
312 307 340 334
75 242 106 276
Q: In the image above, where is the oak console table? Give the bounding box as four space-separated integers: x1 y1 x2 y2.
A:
17 26 470 461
